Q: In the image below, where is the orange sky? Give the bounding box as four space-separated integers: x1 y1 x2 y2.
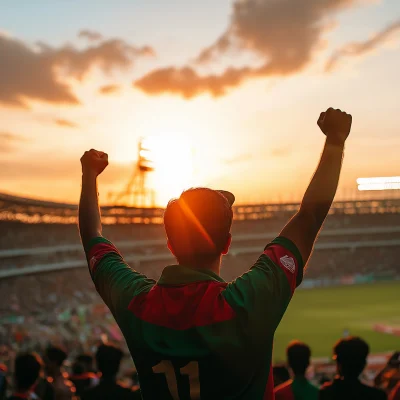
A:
1 1 400 206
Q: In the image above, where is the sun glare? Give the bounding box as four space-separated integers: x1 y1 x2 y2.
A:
143 135 194 206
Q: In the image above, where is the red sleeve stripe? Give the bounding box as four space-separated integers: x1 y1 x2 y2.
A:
87 243 121 275
263 245 298 295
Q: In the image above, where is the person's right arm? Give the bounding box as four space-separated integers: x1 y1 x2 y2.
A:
224 108 352 330
280 107 352 268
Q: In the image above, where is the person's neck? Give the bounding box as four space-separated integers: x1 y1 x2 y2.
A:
185 257 222 275
294 374 307 380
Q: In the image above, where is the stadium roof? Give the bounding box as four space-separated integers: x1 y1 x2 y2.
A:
2 191 400 224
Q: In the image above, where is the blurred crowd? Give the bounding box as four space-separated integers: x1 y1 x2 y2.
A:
1 213 400 398
1 338 399 399
0 342 141 400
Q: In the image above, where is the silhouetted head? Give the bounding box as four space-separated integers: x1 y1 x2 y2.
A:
14 352 43 392
287 340 311 376
45 346 67 375
95 344 123 379
273 364 291 387
76 354 94 372
71 361 85 376
333 337 369 379
164 188 235 267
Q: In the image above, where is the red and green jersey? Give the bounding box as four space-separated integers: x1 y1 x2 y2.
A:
274 377 319 400
85 236 304 400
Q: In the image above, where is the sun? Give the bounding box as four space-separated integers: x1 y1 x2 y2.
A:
141 135 194 206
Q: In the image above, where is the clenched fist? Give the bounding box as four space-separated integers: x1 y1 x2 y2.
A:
318 108 352 146
81 149 109 177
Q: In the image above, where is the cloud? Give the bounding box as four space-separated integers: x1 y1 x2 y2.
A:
0 33 155 108
326 19 400 71
99 84 121 95
0 132 28 152
224 153 252 165
271 146 291 157
78 30 104 42
135 0 362 98
55 119 78 128
135 66 258 98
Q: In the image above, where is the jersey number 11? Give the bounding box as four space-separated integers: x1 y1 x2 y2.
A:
153 360 200 400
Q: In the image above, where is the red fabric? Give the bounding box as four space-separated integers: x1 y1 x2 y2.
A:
69 372 98 380
264 245 298 295
263 363 275 400
128 281 235 330
88 243 121 275
274 380 295 400
390 382 400 400
10 393 30 399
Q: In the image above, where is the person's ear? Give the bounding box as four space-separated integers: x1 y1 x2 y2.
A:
167 240 176 256
222 233 232 255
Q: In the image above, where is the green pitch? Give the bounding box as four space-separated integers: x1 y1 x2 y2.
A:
273 281 400 362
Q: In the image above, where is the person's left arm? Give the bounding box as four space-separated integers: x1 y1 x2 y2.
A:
79 150 154 314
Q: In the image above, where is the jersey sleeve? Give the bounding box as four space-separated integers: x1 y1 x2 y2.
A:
223 236 304 334
84 237 155 317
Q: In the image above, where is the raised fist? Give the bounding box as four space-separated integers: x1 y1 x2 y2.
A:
318 108 352 145
80 149 109 176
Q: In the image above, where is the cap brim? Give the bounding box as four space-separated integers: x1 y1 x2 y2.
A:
217 190 235 207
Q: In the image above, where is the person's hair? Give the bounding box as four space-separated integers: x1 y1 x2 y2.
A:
273 364 291 387
164 188 233 266
334 337 369 379
287 341 311 376
14 352 42 391
95 344 123 378
71 361 85 376
45 346 67 367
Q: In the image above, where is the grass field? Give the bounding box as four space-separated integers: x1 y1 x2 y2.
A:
273 282 400 362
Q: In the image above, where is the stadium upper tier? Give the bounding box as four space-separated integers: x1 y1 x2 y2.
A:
2 191 400 224
2 192 400 279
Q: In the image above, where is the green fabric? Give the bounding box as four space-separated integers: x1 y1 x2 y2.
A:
84 235 302 399
158 265 225 285
292 377 319 400
86 236 155 317
84 236 110 255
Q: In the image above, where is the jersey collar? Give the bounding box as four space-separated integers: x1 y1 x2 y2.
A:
158 265 225 285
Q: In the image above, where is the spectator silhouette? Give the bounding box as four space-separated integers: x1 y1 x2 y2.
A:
8 353 42 400
375 352 400 395
275 341 318 400
319 337 387 400
0 363 8 400
69 360 97 398
273 365 291 388
389 382 400 400
76 355 94 373
42 347 74 400
81 344 140 400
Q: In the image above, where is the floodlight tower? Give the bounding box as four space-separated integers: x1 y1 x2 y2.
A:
110 138 156 207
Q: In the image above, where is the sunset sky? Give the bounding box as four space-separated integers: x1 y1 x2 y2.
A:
1 0 400 206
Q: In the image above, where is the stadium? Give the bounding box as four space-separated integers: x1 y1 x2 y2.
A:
1 192 400 371
2 1 400 396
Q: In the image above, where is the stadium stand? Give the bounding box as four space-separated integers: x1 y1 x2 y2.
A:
1 193 400 398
